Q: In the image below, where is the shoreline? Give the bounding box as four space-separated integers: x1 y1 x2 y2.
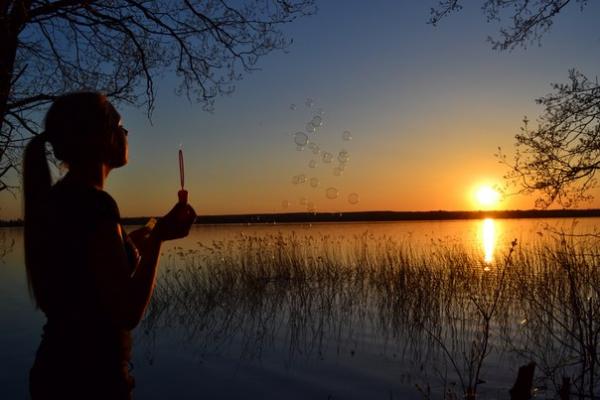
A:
3 209 600 227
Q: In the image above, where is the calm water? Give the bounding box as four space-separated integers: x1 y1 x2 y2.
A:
1 218 598 399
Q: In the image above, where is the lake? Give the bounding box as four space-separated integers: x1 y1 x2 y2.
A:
2 218 599 399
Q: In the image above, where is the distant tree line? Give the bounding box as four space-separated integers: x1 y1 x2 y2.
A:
5 208 600 227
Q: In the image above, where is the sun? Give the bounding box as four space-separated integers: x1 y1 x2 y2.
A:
474 185 500 209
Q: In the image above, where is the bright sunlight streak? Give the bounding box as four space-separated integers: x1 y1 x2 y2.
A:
481 218 496 265
474 185 500 209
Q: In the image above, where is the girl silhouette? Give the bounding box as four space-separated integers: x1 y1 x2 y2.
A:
23 92 196 399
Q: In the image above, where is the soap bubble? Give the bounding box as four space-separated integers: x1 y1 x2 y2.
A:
306 123 316 133
282 200 291 209
296 145 305 151
342 130 352 141
310 177 319 188
325 187 339 199
338 150 350 163
333 167 343 176
291 174 306 184
317 108 325 116
294 132 308 146
311 115 323 127
348 193 360 204
322 152 333 163
290 104 297 111
308 142 320 154
305 98 314 108
337 162 346 171
308 159 317 168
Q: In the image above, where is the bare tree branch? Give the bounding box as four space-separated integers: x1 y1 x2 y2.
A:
499 71 600 208
430 0 597 208
429 0 588 50
0 0 316 191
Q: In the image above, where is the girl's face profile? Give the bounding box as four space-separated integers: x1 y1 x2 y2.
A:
105 107 128 169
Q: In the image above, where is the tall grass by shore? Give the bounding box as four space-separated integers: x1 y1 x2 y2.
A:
143 231 600 399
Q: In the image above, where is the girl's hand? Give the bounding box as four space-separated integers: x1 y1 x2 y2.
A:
154 203 197 241
126 226 152 249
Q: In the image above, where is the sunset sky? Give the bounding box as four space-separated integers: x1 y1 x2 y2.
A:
1 1 599 219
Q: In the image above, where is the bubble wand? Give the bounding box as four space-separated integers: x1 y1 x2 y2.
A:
178 147 188 204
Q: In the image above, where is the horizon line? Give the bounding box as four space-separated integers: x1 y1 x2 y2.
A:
2 208 600 226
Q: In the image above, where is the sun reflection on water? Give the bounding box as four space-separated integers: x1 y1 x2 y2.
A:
481 218 496 264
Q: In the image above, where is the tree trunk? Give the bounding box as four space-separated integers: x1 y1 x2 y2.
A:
0 38 17 133
0 0 32 137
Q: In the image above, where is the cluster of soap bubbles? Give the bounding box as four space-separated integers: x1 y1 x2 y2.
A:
296 118 325 148
282 98 361 211
333 149 350 176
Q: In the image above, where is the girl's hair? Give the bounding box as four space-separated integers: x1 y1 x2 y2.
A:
23 92 118 309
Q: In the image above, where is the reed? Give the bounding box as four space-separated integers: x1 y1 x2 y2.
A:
142 231 600 399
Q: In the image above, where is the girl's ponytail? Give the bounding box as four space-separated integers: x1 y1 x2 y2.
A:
23 132 51 309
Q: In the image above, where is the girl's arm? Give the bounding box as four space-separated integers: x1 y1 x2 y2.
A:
89 222 162 330
89 203 196 330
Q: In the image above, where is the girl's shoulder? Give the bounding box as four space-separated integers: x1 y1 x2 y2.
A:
50 180 121 224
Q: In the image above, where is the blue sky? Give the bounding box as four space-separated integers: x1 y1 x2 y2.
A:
1 1 599 218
